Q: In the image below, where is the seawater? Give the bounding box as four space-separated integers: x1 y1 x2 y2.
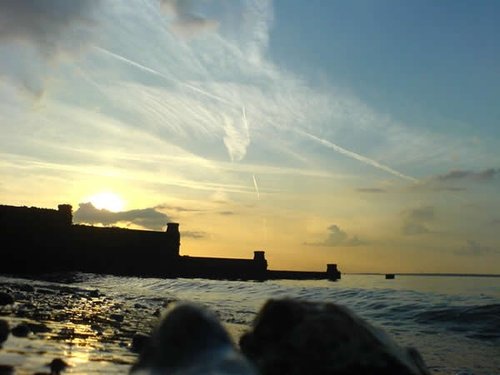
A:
78 274 500 375
1 273 499 374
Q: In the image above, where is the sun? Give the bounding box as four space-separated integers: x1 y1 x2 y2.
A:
87 192 125 212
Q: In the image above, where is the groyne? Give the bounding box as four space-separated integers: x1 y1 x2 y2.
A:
0 204 340 281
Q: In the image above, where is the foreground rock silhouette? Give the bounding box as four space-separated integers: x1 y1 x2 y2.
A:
132 299 430 375
131 303 257 375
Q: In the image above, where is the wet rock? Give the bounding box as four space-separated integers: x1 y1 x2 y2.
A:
110 313 124 323
27 322 51 334
17 284 35 293
0 364 14 375
89 289 100 298
36 288 56 295
47 358 69 374
0 292 14 306
131 303 257 374
11 323 31 338
240 299 430 375
0 320 9 344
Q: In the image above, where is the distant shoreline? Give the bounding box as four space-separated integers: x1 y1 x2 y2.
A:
346 272 500 278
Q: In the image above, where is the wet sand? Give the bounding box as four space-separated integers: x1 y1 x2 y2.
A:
0 277 246 374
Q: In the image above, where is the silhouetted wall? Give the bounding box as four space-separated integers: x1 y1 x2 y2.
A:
0 204 179 277
0 204 340 280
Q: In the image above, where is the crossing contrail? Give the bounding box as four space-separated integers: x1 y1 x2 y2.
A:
295 129 418 182
93 46 237 107
252 174 260 200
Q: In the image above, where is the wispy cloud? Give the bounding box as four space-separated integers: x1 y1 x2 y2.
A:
454 240 499 257
159 0 219 39
2 0 491 216
436 168 500 182
356 188 386 193
0 0 101 54
181 230 207 239
401 206 435 236
306 224 365 247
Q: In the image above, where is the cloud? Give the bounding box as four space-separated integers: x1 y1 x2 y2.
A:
223 110 251 162
156 204 203 213
356 188 386 193
181 230 206 239
159 0 218 38
401 206 434 235
0 0 101 55
436 168 500 182
74 202 170 230
454 240 499 257
306 224 364 247
0 0 102 97
410 168 499 193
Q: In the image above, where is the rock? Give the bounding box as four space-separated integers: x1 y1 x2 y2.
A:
27 322 51 334
47 358 69 374
0 320 9 344
11 323 31 338
0 292 14 306
17 284 35 293
240 299 430 375
131 303 257 374
110 313 124 323
89 290 100 298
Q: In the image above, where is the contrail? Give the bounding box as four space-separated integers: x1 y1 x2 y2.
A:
93 46 237 107
252 174 260 200
295 129 418 183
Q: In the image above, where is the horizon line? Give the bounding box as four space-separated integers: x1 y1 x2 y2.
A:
347 272 500 278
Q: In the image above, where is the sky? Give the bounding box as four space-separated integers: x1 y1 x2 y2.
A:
1 0 499 274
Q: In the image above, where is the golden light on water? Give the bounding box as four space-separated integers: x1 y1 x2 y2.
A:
87 192 125 212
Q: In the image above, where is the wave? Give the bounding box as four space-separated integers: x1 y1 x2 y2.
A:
415 304 500 340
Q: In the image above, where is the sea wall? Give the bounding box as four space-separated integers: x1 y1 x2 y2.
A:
0 204 179 277
0 204 340 281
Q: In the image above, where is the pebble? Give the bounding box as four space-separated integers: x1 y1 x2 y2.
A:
0 292 14 306
11 323 31 338
48 358 69 374
0 320 9 343
110 313 124 323
27 322 51 334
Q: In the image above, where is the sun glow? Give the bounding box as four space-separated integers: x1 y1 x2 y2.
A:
87 192 125 212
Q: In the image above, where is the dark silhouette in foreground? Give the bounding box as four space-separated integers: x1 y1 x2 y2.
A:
133 299 430 375
131 303 257 375
0 204 340 281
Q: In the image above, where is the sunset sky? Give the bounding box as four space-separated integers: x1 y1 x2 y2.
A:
1 0 499 274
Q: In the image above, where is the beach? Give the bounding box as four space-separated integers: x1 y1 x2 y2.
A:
1 273 499 374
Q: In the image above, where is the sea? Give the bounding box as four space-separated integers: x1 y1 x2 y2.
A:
1 273 499 374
